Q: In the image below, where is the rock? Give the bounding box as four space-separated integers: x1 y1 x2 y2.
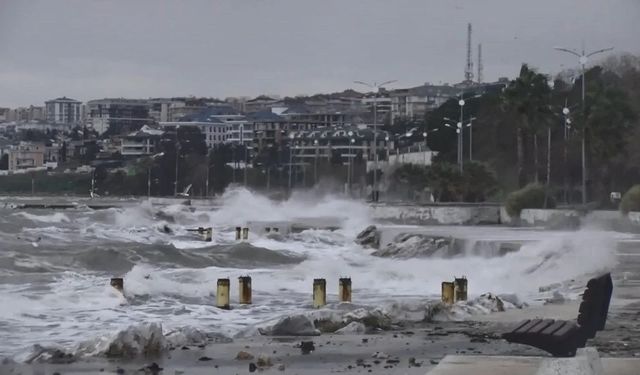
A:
257 355 272 367
277 363 286 371
355 225 381 248
198 356 212 361
249 362 257 372
139 362 163 374
430 359 439 365
335 321 366 335
104 323 167 358
371 352 389 359
235 351 254 360
314 318 346 333
408 357 422 367
372 233 455 258
344 308 392 330
300 341 315 355
116 368 125 374
261 315 320 336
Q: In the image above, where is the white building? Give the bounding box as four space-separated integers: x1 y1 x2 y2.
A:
120 125 164 156
45 97 82 125
159 106 244 148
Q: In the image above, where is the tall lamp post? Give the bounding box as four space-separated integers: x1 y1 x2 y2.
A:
288 132 295 191
444 117 472 171
148 152 165 199
313 139 319 185
554 44 613 204
354 79 396 202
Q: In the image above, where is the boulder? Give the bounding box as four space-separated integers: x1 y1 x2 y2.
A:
335 322 366 335
260 315 321 336
372 233 454 258
355 225 380 248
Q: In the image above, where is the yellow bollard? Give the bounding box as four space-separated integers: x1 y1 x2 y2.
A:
242 227 249 240
313 278 326 308
339 277 352 303
235 227 242 241
238 276 252 305
454 276 468 302
441 281 454 304
110 277 124 293
216 278 230 310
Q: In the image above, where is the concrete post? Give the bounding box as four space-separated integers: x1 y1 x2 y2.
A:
442 281 454 304
235 227 242 241
454 277 468 302
242 227 249 240
339 277 352 303
110 277 124 293
238 276 252 304
313 278 326 308
216 278 230 310
201 227 212 242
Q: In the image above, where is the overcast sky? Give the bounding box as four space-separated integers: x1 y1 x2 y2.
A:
1 0 638 107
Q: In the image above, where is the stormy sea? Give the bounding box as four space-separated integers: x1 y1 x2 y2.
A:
0 188 628 363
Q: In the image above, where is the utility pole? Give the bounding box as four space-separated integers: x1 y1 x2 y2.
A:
354 80 396 201
555 44 613 205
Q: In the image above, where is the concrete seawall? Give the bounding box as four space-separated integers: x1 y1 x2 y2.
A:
373 203 640 228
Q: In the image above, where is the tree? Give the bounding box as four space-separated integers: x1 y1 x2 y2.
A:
502 64 551 186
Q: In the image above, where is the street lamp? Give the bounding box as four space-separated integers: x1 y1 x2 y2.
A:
288 132 295 191
467 117 477 161
384 135 390 161
354 79 397 202
148 152 164 199
313 139 319 185
444 117 471 170
554 44 613 204
173 126 181 196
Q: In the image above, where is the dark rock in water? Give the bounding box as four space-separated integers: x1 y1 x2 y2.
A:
256 355 273 367
372 233 453 258
139 362 163 374
260 315 320 336
198 356 212 361
430 359 439 365
277 363 286 371
355 225 380 248
299 341 315 355
116 368 125 374
249 363 257 372
235 351 254 360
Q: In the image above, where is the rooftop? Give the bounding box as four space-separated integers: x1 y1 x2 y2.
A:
45 96 81 104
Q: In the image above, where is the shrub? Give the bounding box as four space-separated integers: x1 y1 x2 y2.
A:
505 183 555 217
620 185 640 213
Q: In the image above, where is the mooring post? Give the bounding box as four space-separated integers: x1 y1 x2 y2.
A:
217 278 230 309
442 281 454 304
110 277 124 293
454 276 468 302
339 277 352 303
238 276 252 305
313 278 327 308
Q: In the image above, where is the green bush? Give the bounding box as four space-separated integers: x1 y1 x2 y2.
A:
505 183 555 217
620 185 640 213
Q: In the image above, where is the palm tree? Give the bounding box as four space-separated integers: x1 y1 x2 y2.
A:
502 64 551 187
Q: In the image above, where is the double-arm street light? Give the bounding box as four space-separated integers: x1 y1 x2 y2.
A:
443 116 475 170
354 80 396 201
554 44 613 204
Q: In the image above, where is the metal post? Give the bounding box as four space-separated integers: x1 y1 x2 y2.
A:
205 153 209 197
288 143 293 191
554 45 613 205
373 92 378 200
459 98 464 172
314 141 318 185
174 142 179 196
147 167 151 199
469 120 473 161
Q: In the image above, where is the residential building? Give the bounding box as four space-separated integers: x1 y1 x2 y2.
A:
390 84 459 123
45 97 82 124
361 93 392 122
248 110 289 151
87 98 150 135
244 96 281 113
120 125 164 156
0 108 9 122
159 105 242 148
288 126 393 166
8 142 45 171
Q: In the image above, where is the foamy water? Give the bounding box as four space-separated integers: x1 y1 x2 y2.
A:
0 188 628 361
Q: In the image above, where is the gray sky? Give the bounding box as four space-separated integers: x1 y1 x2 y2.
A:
1 0 638 108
